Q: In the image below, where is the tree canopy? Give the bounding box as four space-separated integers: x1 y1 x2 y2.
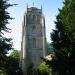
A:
0 0 15 73
50 0 75 75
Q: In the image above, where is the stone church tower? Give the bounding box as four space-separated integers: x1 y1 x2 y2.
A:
20 5 47 73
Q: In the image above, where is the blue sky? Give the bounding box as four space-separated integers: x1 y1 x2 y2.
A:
5 0 63 50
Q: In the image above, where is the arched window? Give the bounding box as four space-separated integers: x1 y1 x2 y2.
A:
33 14 36 21
26 14 31 24
37 15 41 23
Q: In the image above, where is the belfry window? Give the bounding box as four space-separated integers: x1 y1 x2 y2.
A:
33 15 36 21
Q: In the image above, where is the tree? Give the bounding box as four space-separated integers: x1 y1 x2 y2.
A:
0 0 16 73
10 50 20 61
26 62 49 75
38 62 49 75
6 50 23 75
60 0 75 74
50 0 75 75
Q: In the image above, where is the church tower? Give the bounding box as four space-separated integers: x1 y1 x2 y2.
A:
20 5 47 73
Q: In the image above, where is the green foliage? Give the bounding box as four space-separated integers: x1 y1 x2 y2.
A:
0 0 15 72
38 62 49 74
5 50 23 75
0 69 7 75
26 62 49 75
0 0 12 34
0 1 17 74
0 0 19 75
27 64 39 75
10 50 20 60
50 0 75 75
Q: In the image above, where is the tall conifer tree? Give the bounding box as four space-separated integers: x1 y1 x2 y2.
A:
51 0 75 75
0 0 15 70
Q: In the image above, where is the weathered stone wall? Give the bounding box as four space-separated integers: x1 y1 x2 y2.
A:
20 6 47 73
